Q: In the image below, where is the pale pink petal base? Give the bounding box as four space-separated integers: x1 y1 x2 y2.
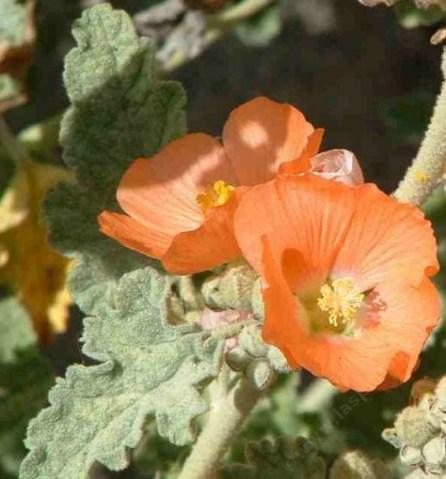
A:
200 308 252 351
311 149 364 186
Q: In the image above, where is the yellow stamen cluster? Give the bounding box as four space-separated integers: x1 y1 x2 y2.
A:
197 180 235 212
317 278 364 328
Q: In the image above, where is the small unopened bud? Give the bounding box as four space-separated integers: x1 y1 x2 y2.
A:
239 325 267 358
400 445 422 467
422 436 446 469
225 347 250 371
382 428 401 449
330 450 392 479
246 359 275 390
250 278 264 319
395 406 437 448
202 260 258 311
267 344 292 373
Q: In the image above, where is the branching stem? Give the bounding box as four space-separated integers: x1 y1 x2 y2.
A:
394 49 446 205
178 375 262 479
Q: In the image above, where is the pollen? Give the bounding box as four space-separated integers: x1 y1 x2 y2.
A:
317 278 364 328
197 180 235 212
414 170 430 184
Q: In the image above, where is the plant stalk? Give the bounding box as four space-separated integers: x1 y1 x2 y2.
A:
178 376 262 479
394 48 446 205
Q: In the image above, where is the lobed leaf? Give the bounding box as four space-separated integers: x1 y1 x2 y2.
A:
20 267 222 479
0 293 35 363
0 0 35 113
43 3 187 305
0 347 52 478
0 293 52 477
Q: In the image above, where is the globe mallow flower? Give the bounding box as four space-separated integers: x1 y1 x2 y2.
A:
98 97 322 274
234 174 440 392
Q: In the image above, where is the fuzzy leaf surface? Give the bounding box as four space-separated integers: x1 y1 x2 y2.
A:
20 267 222 479
0 293 52 477
43 3 186 307
0 293 35 363
0 347 52 478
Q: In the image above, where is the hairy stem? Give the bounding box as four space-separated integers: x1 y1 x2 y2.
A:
394 49 446 205
162 0 274 72
178 375 262 479
209 0 274 25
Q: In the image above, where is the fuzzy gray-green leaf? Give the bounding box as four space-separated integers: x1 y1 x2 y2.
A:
20 267 222 479
43 2 186 307
0 293 35 363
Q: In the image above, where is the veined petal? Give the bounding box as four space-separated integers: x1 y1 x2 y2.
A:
162 196 242 274
234 175 356 289
223 97 314 186
279 128 325 175
117 133 236 238
262 245 440 391
98 211 170 258
334 183 439 290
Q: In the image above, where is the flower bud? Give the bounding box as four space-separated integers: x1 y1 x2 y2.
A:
246 359 275 390
202 260 258 312
225 347 250 371
400 445 421 467
394 406 437 448
422 436 446 470
239 325 267 358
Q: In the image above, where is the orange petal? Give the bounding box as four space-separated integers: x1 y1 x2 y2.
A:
223 97 314 186
367 277 440 385
98 210 170 258
117 133 236 240
279 128 325 175
333 184 439 290
262 244 440 391
261 237 307 358
234 175 356 289
161 195 242 274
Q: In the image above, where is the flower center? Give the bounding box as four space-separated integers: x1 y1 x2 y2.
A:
317 278 364 328
196 180 235 212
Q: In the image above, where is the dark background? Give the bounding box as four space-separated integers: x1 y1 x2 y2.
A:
6 0 442 193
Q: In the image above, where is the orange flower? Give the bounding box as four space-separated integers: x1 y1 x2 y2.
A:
98 97 319 274
234 175 440 392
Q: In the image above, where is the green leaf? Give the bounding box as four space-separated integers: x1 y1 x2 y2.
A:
43 3 186 305
219 437 326 479
0 292 35 364
236 5 281 48
0 347 52 478
61 3 186 193
20 267 223 479
395 0 446 27
0 0 34 113
44 183 153 314
0 0 28 46
0 292 53 477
